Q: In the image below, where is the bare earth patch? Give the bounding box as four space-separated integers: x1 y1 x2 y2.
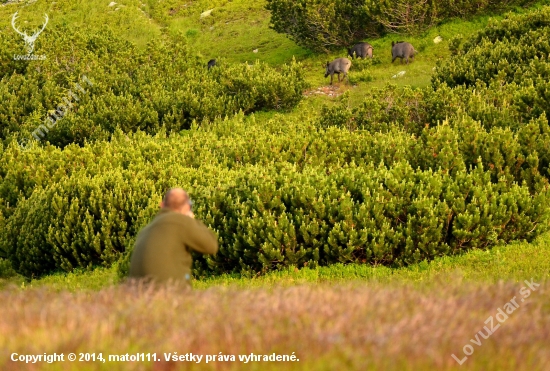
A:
0 280 548 370
303 85 349 98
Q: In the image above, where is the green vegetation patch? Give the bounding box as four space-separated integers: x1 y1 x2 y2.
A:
1 1 550 285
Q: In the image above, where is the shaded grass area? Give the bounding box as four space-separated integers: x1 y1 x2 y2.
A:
1 280 548 370
4 232 548 292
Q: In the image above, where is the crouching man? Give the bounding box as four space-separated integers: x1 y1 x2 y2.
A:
129 188 218 287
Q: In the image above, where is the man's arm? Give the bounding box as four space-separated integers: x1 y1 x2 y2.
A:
180 217 219 255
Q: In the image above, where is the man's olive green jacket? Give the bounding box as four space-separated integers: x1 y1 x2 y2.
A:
129 208 218 285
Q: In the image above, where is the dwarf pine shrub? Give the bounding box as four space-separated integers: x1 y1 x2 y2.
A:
266 0 538 52
2 109 550 277
2 159 548 278
0 27 307 148
2 5 550 278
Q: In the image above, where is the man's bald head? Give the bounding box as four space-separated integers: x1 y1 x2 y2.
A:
162 188 190 212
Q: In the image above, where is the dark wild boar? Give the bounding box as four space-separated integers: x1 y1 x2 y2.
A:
324 58 352 85
391 41 417 64
348 42 373 59
207 59 217 69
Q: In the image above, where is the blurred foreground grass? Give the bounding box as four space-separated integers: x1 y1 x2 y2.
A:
2 245 548 370
1 279 548 370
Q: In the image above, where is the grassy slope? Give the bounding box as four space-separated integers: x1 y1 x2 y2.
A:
1 0 537 105
1 0 545 117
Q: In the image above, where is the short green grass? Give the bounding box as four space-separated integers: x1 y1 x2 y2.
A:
193 235 550 289
162 0 313 65
3 232 547 291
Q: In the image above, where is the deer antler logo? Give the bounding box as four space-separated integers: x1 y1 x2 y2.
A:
11 12 49 55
